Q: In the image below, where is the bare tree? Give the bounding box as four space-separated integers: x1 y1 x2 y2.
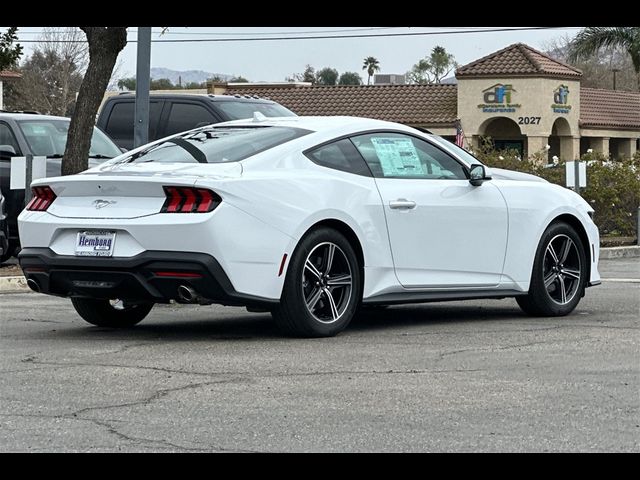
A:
545 34 637 91
62 27 127 176
6 28 88 115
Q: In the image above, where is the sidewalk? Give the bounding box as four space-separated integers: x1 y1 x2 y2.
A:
1 246 638 294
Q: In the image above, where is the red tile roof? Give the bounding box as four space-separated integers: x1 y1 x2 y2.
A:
580 87 640 130
226 82 639 132
456 43 582 79
0 70 22 80
226 84 458 126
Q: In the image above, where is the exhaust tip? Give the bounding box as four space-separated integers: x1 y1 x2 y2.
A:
26 278 41 293
177 284 197 303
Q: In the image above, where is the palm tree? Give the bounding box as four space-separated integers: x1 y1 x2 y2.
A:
362 56 380 85
568 27 640 91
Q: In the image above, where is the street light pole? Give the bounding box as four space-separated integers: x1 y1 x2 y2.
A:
133 27 152 148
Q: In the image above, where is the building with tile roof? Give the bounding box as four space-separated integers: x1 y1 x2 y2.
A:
213 43 639 161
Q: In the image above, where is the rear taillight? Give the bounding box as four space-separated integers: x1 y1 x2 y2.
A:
161 186 221 213
26 186 57 211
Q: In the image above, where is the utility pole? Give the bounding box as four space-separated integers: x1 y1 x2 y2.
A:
133 27 152 148
612 68 620 90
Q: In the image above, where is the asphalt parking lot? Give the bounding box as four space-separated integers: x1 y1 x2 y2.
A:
0 257 638 452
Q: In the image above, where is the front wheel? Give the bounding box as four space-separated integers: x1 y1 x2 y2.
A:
517 222 587 317
71 298 153 328
272 227 362 337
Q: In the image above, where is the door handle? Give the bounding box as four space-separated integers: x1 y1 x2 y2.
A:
389 199 416 210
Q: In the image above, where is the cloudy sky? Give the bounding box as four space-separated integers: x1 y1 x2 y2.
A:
14 27 583 82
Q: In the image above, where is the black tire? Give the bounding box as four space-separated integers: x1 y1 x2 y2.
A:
272 227 362 337
517 222 587 317
71 298 153 328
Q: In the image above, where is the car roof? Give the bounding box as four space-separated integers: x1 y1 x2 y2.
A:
0 112 72 121
111 93 278 104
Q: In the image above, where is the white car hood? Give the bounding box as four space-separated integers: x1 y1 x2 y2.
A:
489 167 547 183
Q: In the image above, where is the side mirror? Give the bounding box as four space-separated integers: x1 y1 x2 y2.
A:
469 164 491 186
0 144 17 159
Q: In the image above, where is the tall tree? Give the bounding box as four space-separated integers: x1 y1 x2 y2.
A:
338 71 363 85
62 27 127 176
568 27 640 90
0 27 23 70
6 28 87 115
546 34 636 91
229 75 249 83
362 56 380 85
407 46 457 84
303 66 315 83
316 67 339 86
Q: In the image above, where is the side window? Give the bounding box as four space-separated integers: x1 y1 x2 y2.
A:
105 101 162 149
0 122 20 158
165 103 216 136
351 132 467 180
305 138 371 176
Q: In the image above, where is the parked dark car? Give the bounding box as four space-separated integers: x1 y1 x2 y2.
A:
0 112 122 258
97 93 296 150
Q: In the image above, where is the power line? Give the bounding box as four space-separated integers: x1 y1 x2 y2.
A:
15 27 404 36
15 26 579 44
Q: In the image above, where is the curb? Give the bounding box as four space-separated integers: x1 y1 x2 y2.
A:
599 246 640 259
0 275 29 293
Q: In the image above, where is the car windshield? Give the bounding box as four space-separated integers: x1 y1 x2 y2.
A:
18 119 121 159
215 101 296 120
118 126 311 164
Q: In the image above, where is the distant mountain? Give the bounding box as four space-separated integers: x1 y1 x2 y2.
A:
150 68 232 85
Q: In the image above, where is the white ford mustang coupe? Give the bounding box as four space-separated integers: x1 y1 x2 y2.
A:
18 116 600 337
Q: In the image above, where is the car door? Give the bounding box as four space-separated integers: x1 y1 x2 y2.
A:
351 131 508 289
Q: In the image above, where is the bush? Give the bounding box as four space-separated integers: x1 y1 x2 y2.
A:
472 143 640 237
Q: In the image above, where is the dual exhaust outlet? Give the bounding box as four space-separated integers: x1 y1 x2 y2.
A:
27 277 205 305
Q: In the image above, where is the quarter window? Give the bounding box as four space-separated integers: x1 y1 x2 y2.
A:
351 132 467 180
305 139 371 176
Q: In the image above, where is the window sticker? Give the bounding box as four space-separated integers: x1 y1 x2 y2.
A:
371 137 425 177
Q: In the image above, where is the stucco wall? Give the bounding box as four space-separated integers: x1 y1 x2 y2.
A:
457 77 581 138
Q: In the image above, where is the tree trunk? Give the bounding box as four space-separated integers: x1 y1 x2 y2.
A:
62 27 127 176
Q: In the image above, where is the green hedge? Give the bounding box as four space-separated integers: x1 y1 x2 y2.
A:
473 146 640 238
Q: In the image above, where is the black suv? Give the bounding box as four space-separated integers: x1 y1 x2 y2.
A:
97 93 296 150
0 113 122 259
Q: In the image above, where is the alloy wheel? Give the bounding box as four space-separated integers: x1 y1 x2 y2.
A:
543 234 582 305
302 242 353 324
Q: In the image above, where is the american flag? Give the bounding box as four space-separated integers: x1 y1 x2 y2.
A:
455 120 465 148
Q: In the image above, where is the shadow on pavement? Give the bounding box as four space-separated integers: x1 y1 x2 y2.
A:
40 301 527 343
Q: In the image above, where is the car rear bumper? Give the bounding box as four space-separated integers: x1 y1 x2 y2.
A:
18 247 278 308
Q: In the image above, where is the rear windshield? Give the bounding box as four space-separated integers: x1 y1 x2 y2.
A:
215 101 295 120
118 126 311 164
17 119 121 159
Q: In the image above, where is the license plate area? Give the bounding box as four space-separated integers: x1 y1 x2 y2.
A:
75 231 116 257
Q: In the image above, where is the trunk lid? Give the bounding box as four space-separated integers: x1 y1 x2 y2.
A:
40 163 241 219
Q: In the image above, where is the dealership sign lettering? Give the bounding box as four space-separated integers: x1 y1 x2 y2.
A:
551 84 572 114
478 84 521 112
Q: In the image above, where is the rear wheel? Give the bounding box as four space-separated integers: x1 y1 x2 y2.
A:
272 228 362 337
517 222 587 317
71 298 153 328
